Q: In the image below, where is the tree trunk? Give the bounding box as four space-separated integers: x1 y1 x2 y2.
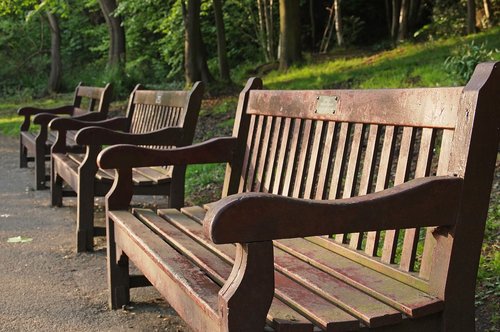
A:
309 0 316 50
264 0 276 61
385 0 392 36
483 0 492 27
467 0 476 34
398 0 410 41
391 0 401 41
182 0 213 85
333 0 343 47
408 0 421 34
212 0 231 81
279 0 301 70
46 12 62 93
98 0 126 68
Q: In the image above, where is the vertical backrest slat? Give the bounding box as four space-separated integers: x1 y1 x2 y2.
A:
246 115 265 192
281 119 302 196
262 117 282 193
292 120 313 198
271 118 293 195
399 128 436 272
238 115 258 193
328 122 351 200
349 124 381 249
303 121 325 199
365 126 397 256
254 116 274 192
314 122 336 199
381 127 416 264
419 128 455 278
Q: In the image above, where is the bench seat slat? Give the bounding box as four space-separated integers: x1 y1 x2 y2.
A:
109 210 221 332
181 206 441 319
160 208 406 329
67 153 114 183
135 209 319 331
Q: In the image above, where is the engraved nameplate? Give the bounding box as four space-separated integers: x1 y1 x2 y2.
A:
315 95 338 115
155 94 162 104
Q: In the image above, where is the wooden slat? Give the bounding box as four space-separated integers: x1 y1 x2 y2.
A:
67 153 114 183
275 238 443 318
109 211 221 332
419 129 454 279
281 119 302 196
314 122 336 200
303 121 324 199
134 167 171 184
400 128 436 272
349 125 380 249
171 208 403 328
133 90 189 108
144 209 318 331
77 86 105 100
292 119 313 198
239 115 257 193
328 122 350 200
365 126 397 257
381 127 415 264
271 118 292 195
262 117 282 193
246 88 461 129
246 115 265 191
254 116 273 192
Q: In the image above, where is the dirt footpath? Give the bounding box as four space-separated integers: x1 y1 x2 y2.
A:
0 135 189 332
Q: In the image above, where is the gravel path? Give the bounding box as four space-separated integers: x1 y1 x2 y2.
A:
0 135 189 332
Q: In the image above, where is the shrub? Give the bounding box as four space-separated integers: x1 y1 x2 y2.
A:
444 41 497 84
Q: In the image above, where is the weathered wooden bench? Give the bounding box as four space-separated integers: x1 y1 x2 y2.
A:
50 82 203 252
98 62 499 331
18 83 112 190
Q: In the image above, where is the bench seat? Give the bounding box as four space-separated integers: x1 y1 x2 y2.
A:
110 205 444 331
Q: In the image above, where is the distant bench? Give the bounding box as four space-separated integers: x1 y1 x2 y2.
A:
50 83 203 252
18 83 112 189
98 62 499 331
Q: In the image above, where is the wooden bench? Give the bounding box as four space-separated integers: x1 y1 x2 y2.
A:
98 62 499 331
50 82 203 252
18 83 112 190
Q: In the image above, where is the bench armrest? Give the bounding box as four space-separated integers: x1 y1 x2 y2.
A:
18 105 74 131
49 116 128 131
71 112 107 122
98 137 238 169
204 176 463 244
75 126 184 146
17 105 74 116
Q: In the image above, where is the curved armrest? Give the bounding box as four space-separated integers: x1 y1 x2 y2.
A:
49 116 128 131
204 176 463 244
71 112 107 122
97 137 238 169
17 105 74 116
75 126 184 146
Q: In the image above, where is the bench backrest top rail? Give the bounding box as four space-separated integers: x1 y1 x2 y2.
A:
72 83 112 116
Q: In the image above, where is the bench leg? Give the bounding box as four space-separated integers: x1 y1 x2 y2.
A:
20 139 28 168
107 218 130 309
51 169 63 207
76 181 95 252
219 242 274 332
35 143 46 190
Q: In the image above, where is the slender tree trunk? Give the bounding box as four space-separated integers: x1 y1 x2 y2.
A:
98 0 126 68
182 0 213 85
256 0 269 61
279 0 301 70
46 12 61 93
212 0 231 81
467 0 476 34
398 0 410 41
385 0 392 36
309 0 316 50
391 0 401 41
264 0 276 61
333 0 343 47
483 0 492 27
408 0 420 34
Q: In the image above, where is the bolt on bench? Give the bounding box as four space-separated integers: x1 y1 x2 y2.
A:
98 62 499 331
50 82 203 252
18 83 112 190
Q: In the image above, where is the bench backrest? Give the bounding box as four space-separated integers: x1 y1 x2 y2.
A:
125 82 203 149
72 83 112 117
222 62 499 302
